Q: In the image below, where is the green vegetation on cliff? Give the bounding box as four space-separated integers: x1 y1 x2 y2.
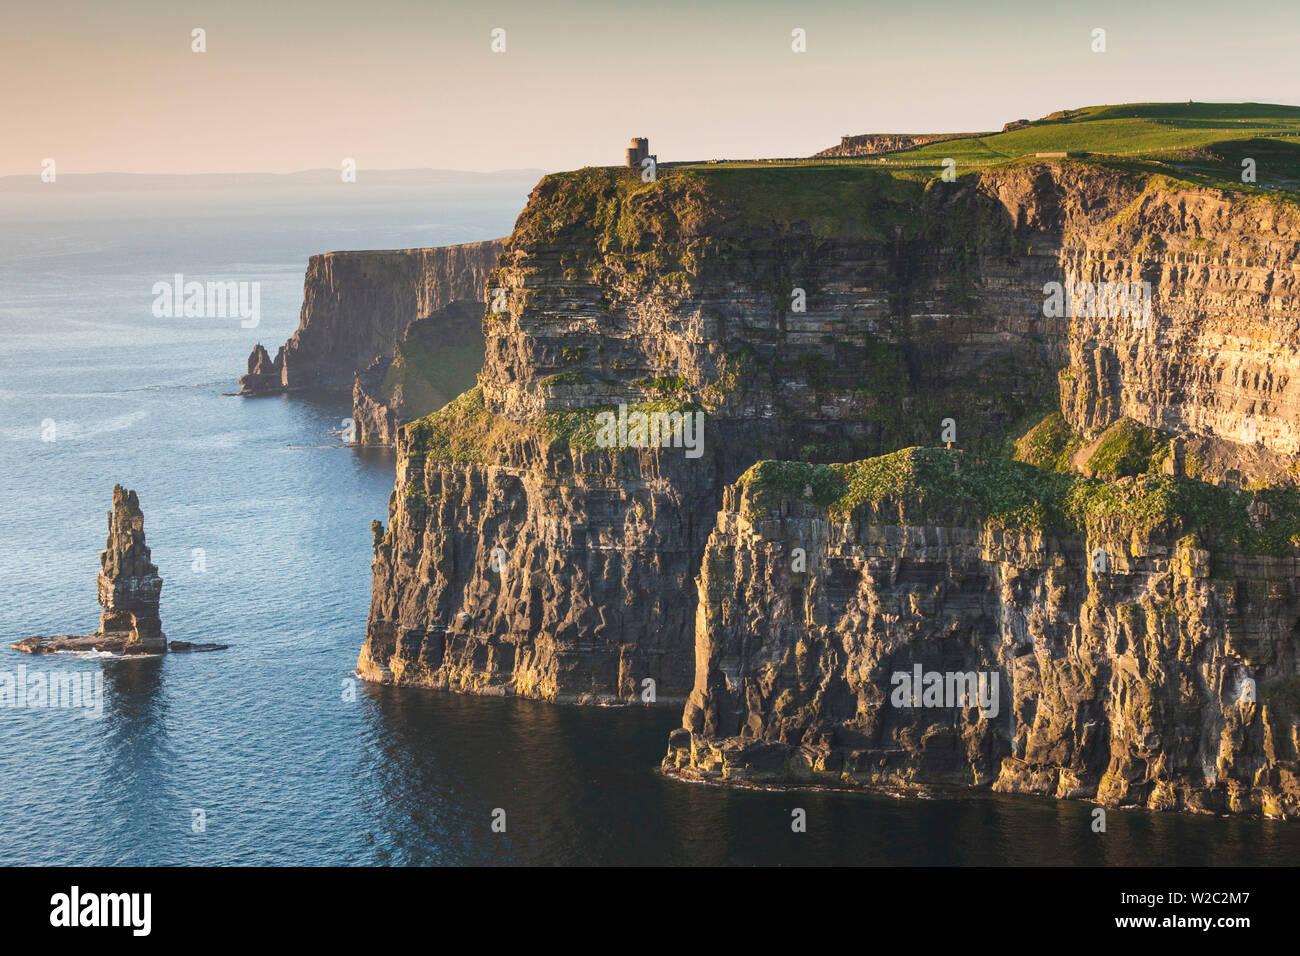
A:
740 447 1300 555
1013 411 1083 472
893 103 1300 167
540 398 704 451
1084 418 1171 478
804 103 1300 198
382 338 484 417
685 104 1300 200
403 387 526 462
402 386 708 462
516 163 938 255
1012 413 1175 479
517 167 717 256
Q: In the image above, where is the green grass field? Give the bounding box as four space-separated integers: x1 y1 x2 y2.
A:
901 102 1300 162
686 102 1300 195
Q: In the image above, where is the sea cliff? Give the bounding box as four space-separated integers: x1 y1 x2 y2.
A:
353 153 1300 813
663 450 1300 818
240 239 505 444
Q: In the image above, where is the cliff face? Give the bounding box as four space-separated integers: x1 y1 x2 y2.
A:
1052 185 1300 462
239 239 505 443
665 453 1300 818
970 164 1300 485
352 297 486 445
359 420 720 701
473 163 1300 478
360 165 1072 702
259 241 503 390
473 165 1066 435
812 133 983 159
360 157 1300 790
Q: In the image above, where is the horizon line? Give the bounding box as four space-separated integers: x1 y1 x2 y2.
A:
0 166 551 180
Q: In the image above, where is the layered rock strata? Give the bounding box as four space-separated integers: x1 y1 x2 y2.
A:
813 132 985 158
239 240 504 444
359 164 1068 701
664 451 1300 818
359 424 719 702
360 160 1300 736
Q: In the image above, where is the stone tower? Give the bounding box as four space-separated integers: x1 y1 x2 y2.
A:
626 137 650 168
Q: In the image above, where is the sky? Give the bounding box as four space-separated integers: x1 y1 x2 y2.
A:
4 0 1299 176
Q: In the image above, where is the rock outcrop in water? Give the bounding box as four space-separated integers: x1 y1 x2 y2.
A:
14 485 167 655
240 343 285 395
238 240 505 445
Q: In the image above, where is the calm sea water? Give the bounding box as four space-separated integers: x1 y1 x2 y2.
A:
1 177 1297 866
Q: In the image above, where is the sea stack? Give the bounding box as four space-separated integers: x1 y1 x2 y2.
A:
94 485 166 653
238 343 285 395
12 485 166 654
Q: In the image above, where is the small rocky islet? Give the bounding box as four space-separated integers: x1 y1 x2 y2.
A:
12 485 226 656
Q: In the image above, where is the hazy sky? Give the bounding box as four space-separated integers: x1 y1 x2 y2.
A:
5 0 1299 176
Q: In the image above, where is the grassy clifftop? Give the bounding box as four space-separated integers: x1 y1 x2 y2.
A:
513 103 1299 262
894 102 1300 163
511 163 934 251
739 447 1300 557
677 103 1300 198
811 102 1300 197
